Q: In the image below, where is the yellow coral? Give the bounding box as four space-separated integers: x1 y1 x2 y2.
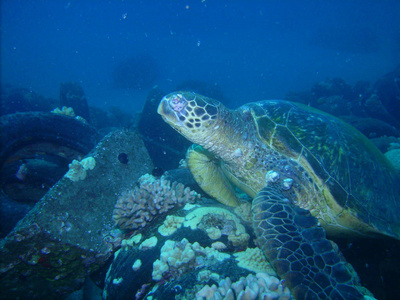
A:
65 157 96 182
51 106 76 117
158 215 185 236
234 248 276 275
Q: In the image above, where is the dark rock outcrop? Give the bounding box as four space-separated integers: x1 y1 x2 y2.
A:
60 82 91 122
0 130 153 299
138 88 191 171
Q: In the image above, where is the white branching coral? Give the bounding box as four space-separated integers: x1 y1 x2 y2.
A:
152 238 230 282
112 174 200 230
196 273 292 300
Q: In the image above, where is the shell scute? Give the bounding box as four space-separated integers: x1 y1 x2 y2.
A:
243 100 400 238
271 125 303 159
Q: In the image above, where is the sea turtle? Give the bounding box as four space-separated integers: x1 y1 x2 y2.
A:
158 91 400 299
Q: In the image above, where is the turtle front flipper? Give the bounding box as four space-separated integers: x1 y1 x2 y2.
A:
252 187 368 300
187 145 240 207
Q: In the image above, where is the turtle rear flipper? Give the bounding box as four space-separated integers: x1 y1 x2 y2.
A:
252 187 367 300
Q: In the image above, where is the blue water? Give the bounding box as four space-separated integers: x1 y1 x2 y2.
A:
1 0 399 113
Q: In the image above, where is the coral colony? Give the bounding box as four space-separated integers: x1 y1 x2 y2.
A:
112 174 200 231
107 174 294 299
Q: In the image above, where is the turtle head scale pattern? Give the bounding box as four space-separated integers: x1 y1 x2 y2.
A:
157 91 223 145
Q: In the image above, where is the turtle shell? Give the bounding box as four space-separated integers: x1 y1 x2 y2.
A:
243 100 400 239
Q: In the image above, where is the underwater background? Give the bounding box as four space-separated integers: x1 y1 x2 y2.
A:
1 1 400 300
2 0 399 113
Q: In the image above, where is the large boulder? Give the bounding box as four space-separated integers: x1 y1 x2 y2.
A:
0 84 56 116
59 82 91 122
0 129 153 299
374 65 400 125
138 88 191 171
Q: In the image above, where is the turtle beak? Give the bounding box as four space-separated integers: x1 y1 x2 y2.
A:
157 93 188 128
158 95 184 128
157 97 170 119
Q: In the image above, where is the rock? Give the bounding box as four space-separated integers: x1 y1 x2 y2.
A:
138 87 191 171
59 82 91 122
363 94 397 126
374 65 400 126
339 116 398 138
310 78 355 101
163 168 204 195
385 149 400 172
314 95 353 116
0 84 56 116
370 136 400 153
285 75 400 134
0 129 153 299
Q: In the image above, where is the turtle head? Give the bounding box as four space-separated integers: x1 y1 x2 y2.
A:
158 91 223 144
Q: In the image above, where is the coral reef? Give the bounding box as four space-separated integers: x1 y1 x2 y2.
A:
51 106 76 117
132 259 142 271
120 233 142 249
152 238 230 282
65 157 96 182
374 65 400 123
388 142 400 151
195 273 292 300
112 174 200 231
104 199 293 299
211 241 227 251
137 87 191 171
158 215 185 236
59 82 90 122
234 202 252 223
139 236 158 250
285 70 400 136
385 149 400 172
234 248 276 276
51 106 88 123
184 206 250 248
370 136 400 153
